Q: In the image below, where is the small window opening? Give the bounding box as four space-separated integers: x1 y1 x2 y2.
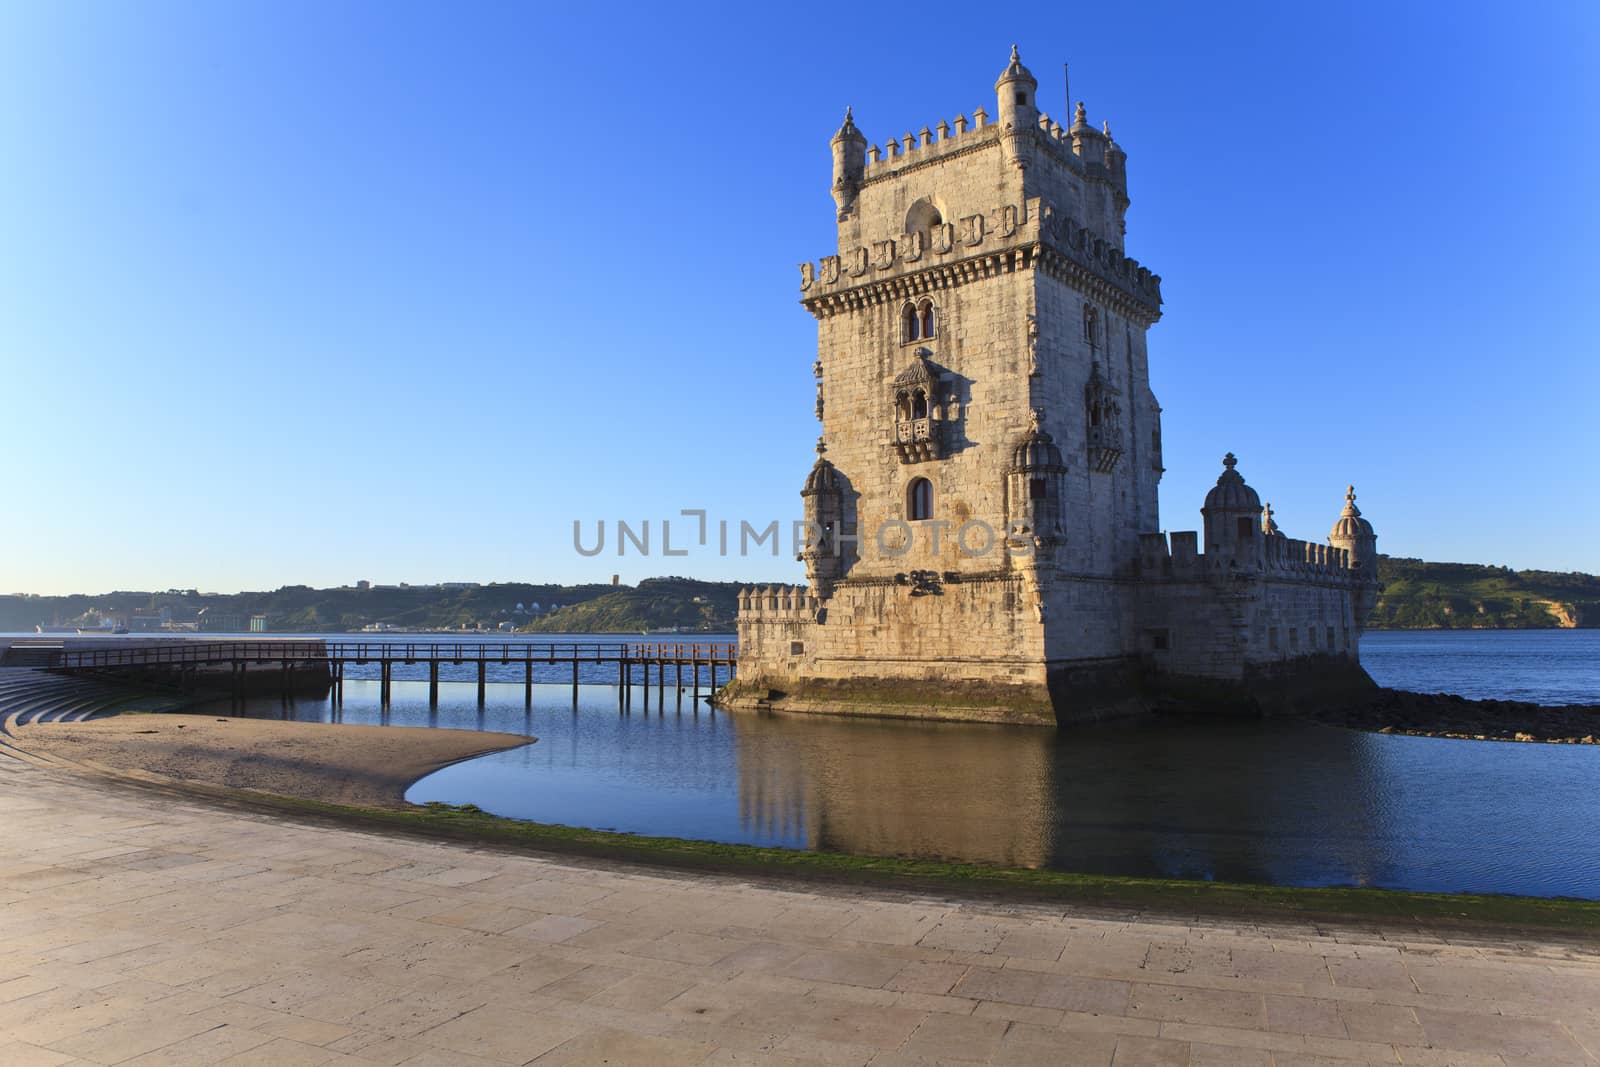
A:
1236 516 1255 539
1029 477 1047 500
911 389 928 420
1150 628 1169 651
789 641 804 656
902 304 920 343
907 477 933 521
919 300 935 339
1015 91 1027 106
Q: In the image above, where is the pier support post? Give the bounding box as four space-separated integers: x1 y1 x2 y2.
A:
429 662 439 707
477 660 487 705
571 659 579 705
525 659 533 707
380 661 391 706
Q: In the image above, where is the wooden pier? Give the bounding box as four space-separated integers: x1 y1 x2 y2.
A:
50 639 738 709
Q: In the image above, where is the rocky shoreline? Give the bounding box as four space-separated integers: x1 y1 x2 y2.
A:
1308 688 1600 744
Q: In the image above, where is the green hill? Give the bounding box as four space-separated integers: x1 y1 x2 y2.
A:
1372 557 1599 629
521 578 740 633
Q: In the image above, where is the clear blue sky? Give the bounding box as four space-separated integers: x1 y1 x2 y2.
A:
2 1 1595 595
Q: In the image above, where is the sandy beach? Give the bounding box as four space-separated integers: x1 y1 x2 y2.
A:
14 714 530 808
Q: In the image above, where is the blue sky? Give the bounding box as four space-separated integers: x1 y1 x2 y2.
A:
1 1 1595 595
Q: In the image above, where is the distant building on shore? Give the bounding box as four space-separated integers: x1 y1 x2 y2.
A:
196 609 268 633
728 48 1379 725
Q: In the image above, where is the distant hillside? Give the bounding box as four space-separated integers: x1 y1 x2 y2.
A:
6 557 1596 634
1372 557 1599 629
521 578 740 634
0 579 738 635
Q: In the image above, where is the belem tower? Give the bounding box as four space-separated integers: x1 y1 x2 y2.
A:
722 48 1380 725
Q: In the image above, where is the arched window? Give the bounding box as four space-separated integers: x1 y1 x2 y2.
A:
895 390 912 421
918 300 935 339
907 478 933 521
911 389 928 420
1083 304 1100 349
905 199 943 238
902 303 920 343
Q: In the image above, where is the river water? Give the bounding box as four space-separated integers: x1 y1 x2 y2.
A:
195 630 1599 899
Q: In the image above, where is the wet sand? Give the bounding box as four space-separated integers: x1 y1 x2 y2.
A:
15 714 530 807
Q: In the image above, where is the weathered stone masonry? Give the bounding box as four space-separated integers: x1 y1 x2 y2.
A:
724 49 1379 724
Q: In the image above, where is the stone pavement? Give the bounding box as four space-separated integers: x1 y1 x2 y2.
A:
1 760 1597 1066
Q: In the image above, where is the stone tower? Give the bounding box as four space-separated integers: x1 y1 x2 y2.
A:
728 49 1379 724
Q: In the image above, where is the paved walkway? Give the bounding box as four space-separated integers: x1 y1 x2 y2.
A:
1 759 1597 1066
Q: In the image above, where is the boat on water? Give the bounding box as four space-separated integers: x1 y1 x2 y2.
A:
34 624 129 635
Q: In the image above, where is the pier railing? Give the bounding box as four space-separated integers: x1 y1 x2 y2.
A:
57 640 738 670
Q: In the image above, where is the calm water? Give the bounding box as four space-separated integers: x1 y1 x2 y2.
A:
200 630 1600 899
1361 629 1600 704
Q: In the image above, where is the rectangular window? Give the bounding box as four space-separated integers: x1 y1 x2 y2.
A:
1030 477 1047 500
1149 628 1169 651
1289 628 1299 650
1237 516 1255 539
789 641 804 656
1327 626 1336 650
1269 627 1279 651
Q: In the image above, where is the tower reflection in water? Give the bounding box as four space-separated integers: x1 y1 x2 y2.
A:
733 711 1056 869
731 710 1396 886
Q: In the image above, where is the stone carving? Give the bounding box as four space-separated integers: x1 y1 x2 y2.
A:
799 261 815 290
960 213 985 247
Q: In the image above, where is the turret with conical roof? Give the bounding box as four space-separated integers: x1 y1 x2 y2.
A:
995 45 1038 170
829 106 867 221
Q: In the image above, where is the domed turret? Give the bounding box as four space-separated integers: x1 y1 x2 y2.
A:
1328 485 1379 620
1329 485 1374 541
1006 411 1066 547
1203 453 1262 515
1201 453 1264 567
800 439 847 595
1010 421 1064 472
802 454 840 496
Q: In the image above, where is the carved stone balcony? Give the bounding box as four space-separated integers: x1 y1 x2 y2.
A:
894 417 942 463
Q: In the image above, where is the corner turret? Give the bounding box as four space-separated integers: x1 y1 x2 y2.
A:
1328 486 1379 618
1006 410 1066 548
800 439 849 596
995 45 1038 170
830 106 867 221
1068 101 1108 175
